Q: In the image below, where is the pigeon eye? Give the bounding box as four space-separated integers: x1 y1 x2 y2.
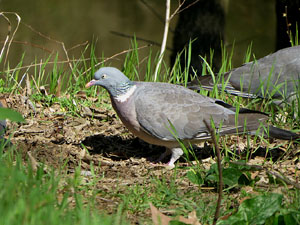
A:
101 74 107 79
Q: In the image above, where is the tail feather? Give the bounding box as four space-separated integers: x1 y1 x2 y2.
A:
226 112 298 141
268 126 299 140
187 73 257 98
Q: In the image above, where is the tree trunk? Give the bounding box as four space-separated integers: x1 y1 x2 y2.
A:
171 0 225 75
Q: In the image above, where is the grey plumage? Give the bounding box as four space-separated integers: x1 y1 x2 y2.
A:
188 45 300 101
86 67 298 168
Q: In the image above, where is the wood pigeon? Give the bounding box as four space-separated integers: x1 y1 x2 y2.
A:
187 45 300 102
86 67 298 168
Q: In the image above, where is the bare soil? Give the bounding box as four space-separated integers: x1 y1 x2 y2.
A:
1 93 300 223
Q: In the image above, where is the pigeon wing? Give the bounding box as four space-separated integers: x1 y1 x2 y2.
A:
134 82 235 141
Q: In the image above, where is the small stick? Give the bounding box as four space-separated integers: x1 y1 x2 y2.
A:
83 44 150 76
0 13 11 60
0 12 21 66
154 0 171 81
175 0 201 18
169 0 186 20
203 119 223 225
3 45 150 75
22 21 76 79
67 40 89 52
140 0 165 24
110 30 173 51
0 40 54 54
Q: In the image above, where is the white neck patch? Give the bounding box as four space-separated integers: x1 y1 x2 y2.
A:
115 85 137 102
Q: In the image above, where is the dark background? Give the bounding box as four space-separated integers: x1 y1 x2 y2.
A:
0 0 298 72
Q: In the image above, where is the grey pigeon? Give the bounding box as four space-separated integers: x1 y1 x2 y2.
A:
0 102 7 141
86 67 299 168
188 45 300 102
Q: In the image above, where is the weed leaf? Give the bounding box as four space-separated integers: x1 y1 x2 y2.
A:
217 193 283 225
0 107 25 122
187 170 204 186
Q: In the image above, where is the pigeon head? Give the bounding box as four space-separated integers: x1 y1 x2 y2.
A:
86 67 134 97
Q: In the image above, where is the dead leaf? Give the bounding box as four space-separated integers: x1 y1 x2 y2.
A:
27 151 38 172
249 156 265 165
75 91 87 99
239 196 251 204
56 75 62 97
0 97 7 107
219 212 233 221
150 203 201 225
77 148 86 160
251 171 259 180
184 210 201 225
150 203 172 225
26 73 32 96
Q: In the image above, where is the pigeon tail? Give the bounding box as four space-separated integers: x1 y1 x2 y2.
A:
268 126 299 140
187 73 257 98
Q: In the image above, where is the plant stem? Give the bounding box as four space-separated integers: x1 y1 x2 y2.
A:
154 0 170 81
203 119 223 225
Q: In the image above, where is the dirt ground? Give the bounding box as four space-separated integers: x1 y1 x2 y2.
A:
2 93 217 170
2 93 300 223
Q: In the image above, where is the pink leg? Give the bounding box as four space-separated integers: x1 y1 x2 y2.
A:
167 148 183 168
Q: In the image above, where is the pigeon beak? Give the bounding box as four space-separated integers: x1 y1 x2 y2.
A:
85 79 97 88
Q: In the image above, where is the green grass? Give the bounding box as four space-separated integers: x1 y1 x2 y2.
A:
0 145 129 225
